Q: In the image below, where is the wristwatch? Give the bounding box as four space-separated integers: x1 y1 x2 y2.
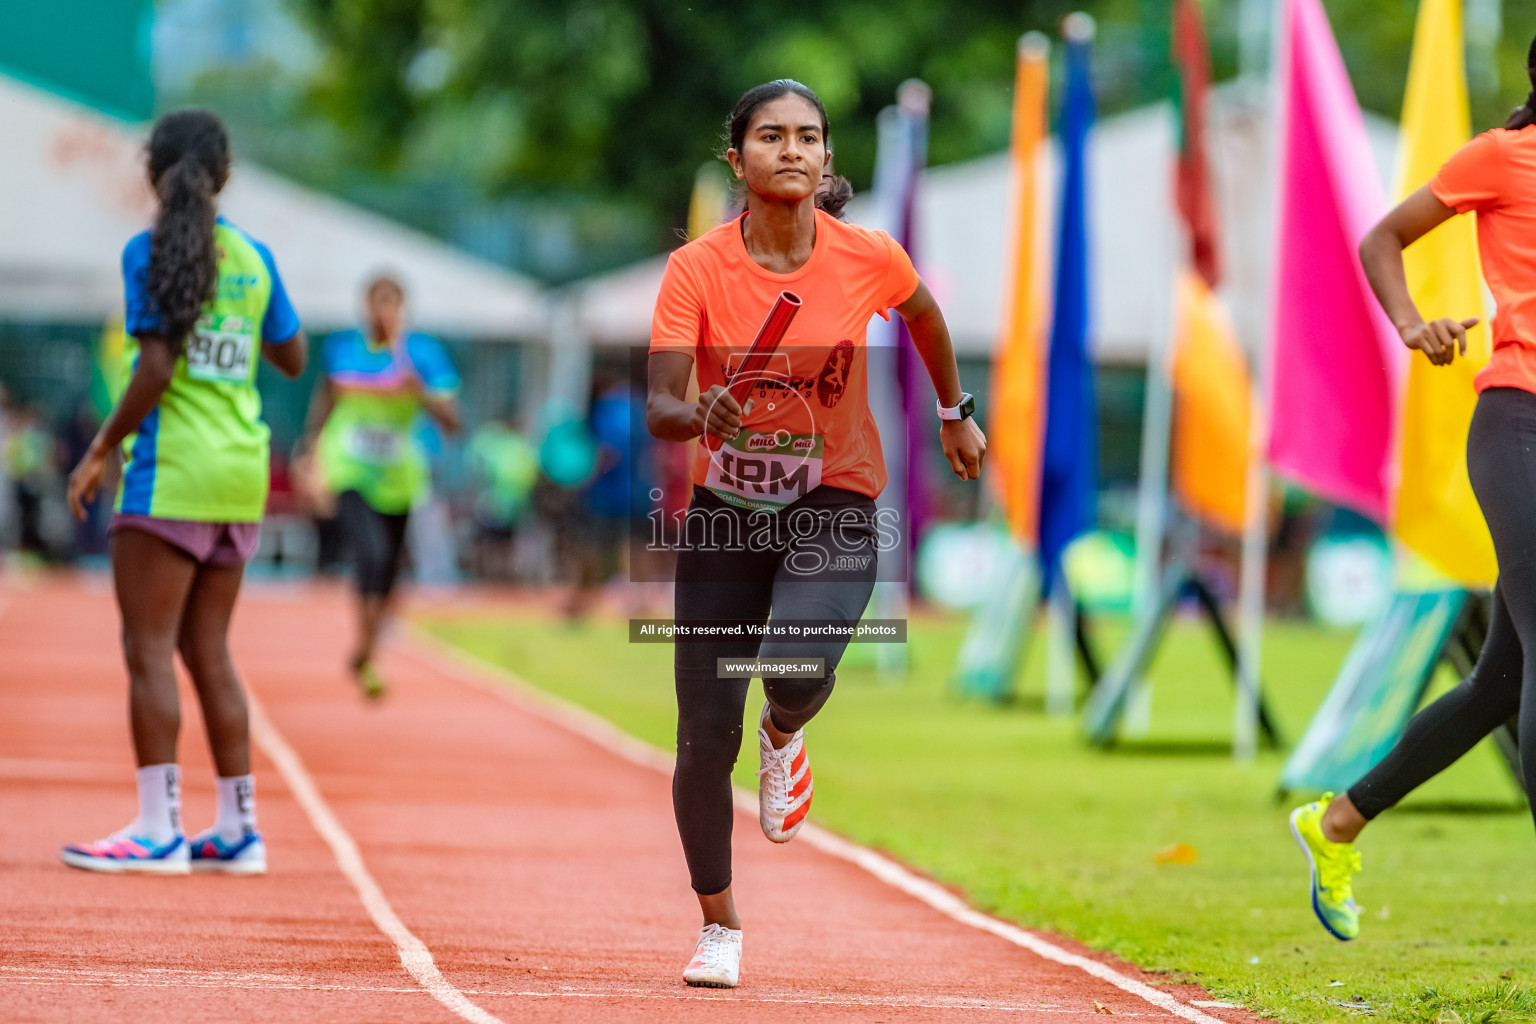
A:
936 392 976 422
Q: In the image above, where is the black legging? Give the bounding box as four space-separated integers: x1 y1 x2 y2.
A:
1349 387 1536 822
337 490 410 598
673 486 878 895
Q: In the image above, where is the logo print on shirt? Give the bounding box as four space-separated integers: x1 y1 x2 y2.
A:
816 340 854 408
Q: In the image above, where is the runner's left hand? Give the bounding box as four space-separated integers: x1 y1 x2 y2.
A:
941 419 986 481
67 445 109 521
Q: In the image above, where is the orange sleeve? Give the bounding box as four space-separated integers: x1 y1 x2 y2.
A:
877 232 920 320
650 252 705 355
1429 131 1504 214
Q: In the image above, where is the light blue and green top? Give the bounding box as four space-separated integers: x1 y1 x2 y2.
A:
317 329 459 515
118 218 301 522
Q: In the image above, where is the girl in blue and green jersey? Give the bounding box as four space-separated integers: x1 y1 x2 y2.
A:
304 275 460 698
61 109 307 875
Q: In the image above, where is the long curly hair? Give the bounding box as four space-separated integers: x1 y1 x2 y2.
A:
145 109 230 352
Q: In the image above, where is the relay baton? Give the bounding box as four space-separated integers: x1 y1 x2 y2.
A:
705 290 802 450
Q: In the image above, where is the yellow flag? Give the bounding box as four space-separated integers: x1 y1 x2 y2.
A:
1392 0 1495 586
987 33 1051 542
688 163 729 242
1171 271 1251 534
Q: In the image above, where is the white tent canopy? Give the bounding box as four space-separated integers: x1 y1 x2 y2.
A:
570 82 1397 363
0 73 548 340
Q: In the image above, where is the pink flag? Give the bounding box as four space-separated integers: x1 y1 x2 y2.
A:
1267 0 1405 521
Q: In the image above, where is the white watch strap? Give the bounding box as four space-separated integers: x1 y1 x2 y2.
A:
936 397 963 421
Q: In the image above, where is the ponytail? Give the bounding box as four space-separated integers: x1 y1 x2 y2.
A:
1508 36 1536 131
1507 89 1536 131
815 174 854 220
145 110 230 352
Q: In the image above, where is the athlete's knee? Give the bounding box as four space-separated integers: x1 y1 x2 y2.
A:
1459 660 1524 714
762 673 832 716
675 720 743 775
177 633 232 680
121 629 177 681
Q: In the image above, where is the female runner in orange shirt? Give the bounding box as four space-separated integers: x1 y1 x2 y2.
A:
647 79 986 988
1289 37 1536 942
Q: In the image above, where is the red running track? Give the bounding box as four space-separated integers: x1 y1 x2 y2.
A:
0 576 1256 1023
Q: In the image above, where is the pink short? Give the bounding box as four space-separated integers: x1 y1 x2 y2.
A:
110 514 261 567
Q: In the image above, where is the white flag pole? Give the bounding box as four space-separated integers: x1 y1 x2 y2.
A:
1124 122 1183 740
1234 0 1289 763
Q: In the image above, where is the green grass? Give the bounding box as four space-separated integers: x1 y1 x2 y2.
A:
418 608 1536 1023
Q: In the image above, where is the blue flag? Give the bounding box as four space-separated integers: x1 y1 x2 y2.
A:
1039 25 1099 597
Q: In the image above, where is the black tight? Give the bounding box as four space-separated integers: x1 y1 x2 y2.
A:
672 487 878 895
337 490 410 598
1349 388 1536 823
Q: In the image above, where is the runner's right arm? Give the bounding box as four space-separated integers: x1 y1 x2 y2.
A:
646 352 746 443
1360 184 1478 366
66 334 177 519
263 330 309 379
302 374 335 451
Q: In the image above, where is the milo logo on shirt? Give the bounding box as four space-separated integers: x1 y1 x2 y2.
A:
705 430 824 511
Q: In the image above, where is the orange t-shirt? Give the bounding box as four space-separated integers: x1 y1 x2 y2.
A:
650 209 920 510
1429 127 1536 394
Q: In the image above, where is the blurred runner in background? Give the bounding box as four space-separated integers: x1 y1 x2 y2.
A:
304 274 461 699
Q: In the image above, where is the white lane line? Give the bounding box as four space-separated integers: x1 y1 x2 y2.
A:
246 689 507 1024
0 965 1156 1014
405 633 1229 1024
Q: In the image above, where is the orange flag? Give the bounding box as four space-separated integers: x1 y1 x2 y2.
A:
1168 0 1250 533
987 33 1051 542
1172 271 1251 534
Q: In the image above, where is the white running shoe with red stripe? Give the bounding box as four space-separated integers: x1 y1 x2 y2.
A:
757 704 812 843
683 923 742 988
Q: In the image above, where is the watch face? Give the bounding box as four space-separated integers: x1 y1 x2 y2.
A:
961 394 976 419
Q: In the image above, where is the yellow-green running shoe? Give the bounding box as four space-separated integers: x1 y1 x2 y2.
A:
354 662 387 701
1289 794 1362 941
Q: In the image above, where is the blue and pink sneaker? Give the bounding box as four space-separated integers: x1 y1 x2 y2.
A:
188 829 267 875
60 831 189 874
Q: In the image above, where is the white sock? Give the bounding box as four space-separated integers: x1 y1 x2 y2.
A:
215 775 257 841
134 763 181 843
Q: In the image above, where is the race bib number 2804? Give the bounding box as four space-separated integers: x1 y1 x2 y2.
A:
704 431 823 511
185 314 255 384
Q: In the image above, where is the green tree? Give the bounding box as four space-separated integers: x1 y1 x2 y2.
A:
286 0 1536 265
291 0 1176 226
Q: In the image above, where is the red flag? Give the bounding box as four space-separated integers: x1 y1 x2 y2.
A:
1172 0 1221 288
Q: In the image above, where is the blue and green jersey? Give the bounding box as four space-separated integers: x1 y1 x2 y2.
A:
118 218 301 522
317 329 459 514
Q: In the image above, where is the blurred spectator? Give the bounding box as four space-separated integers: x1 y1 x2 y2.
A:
467 408 539 581
571 374 654 616
407 413 459 587
534 397 598 617
0 384 13 551
586 376 660 614
5 403 57 556
60 399 110 559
